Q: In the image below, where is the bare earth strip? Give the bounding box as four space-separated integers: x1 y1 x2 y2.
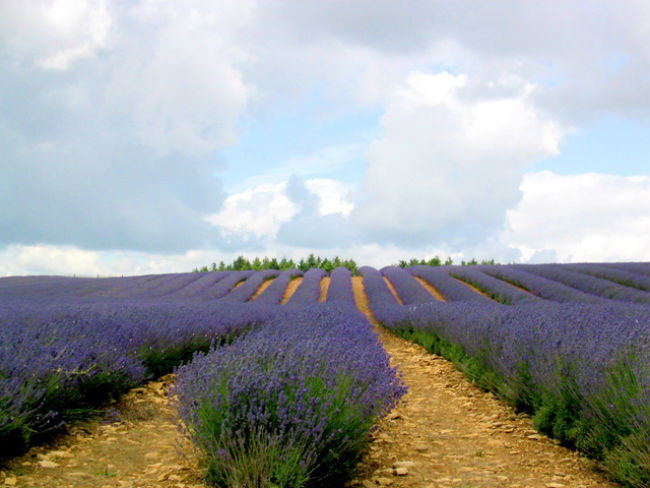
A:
279 276 302 304
383 276 405 305
249 277 274 301
349 276 617 488
413 275 447 302
451 276 498 302
1 276 618 488
1 376 206 488
319 276 331 302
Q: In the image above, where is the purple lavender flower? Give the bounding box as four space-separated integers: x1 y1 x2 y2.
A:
173 304 406 487
285 268 327 307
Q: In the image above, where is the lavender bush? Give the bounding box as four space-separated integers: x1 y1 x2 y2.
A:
253 269 303 306
479 264 608 304
220 270 280 303
199 270 256 299
380 266 439 305
285 268 327 307
564 263 650 292
168 271 232 299
384 300 650 487
358 266 404 325
325 267 355 305
603 262 650 277
407 266 493 302
515 264 650 304
448 267 545 305
173 304 406 488
0 290 277 458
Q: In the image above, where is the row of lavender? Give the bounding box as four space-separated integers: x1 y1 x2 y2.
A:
361 264 650 487
2 262 648 483
4 260 647 306
174 303 405 486
0 266 405 488
0 297 277 458
0 267 353 305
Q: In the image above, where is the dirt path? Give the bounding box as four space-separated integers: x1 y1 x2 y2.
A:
319 276 331 302
1 376 205 488
1 277 618 488
413 276 446 302
349 276 616 488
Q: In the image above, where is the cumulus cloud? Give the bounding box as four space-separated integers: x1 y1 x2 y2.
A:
304 179 354 216
0 0 255 252
0 244 227 277
0 0 111 71
204 177 356 249
274 177 358 249
505 171 650 262
353 71 565 247
204 182 298 240
0 1 647 273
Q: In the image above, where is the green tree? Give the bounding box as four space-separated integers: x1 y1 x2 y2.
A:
232 255 250 271
252 257 262 271
342 259 358 275
322 258 334 273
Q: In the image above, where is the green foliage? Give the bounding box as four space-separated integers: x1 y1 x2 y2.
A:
391 324 506 398
194 255 358 274
396 256 459 268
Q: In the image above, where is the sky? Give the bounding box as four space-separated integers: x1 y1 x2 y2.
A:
0 0 648 276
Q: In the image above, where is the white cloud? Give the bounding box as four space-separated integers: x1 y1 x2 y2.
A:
0 245 230 277
505 171 650 262
1 1 647 265
204 182 298 239
1 244 107 277
304 179 354 216
102 1 255 156
37 0 111 70
354 71 566 246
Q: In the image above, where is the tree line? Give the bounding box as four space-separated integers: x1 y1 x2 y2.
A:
394 256 497 267
193 254 497 274
193 254 359 274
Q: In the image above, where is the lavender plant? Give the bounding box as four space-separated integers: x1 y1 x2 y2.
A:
380 266 442 305
603 262 650 277
514 264 650 304
0 291 277 458
173 304 406 488
358 266 404 325
252 269 303 306
384 300 650 487
325 267 355 305
167 271 232 299
479 264 608 304
564 263 650 292
220 270 280 303
285 268 327 307
407 266 493 302
200 270 256 299
448 266 545 305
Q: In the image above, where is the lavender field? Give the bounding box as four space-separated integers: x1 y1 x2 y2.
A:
1 262 649 487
